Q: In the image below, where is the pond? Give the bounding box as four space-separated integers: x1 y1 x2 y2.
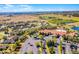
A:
72 26 79 31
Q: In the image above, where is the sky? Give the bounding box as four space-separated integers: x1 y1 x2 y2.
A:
0 4 79 12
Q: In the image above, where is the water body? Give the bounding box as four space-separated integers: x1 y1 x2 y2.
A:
72 26 79 30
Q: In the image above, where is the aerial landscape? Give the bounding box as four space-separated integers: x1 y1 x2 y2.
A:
0 4 79 54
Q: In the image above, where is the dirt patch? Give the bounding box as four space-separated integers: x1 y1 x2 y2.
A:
0 15 39 23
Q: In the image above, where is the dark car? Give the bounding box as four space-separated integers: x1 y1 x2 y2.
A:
34 37 40 40
30 44 33 46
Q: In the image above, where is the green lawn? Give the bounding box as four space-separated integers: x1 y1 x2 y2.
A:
72 17 79 22
47 19 77 24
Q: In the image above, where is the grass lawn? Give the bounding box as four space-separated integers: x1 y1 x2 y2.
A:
72 17 79 22
39 14 79 25
47 19 77 24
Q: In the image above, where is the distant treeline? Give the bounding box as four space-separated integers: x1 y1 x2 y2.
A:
0 11 79 17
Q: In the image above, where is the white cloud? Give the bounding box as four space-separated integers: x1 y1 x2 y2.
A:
0 4 34 12
0 4 79 12
4 4 13 7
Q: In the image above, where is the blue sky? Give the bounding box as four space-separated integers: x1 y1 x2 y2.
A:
0 4 79 12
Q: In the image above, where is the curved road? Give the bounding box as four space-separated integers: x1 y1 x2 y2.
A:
19 38 40 54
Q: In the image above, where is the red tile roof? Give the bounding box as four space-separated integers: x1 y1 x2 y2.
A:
40 29 67 35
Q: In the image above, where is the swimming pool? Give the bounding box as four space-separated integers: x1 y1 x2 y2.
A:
72 26 79 30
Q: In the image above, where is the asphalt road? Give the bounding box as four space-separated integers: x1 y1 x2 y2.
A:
19 38 40 54
19 35 78 54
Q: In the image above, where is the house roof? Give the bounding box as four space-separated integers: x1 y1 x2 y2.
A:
40 29 67 35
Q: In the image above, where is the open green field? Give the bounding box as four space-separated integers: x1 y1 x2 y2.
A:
39 14 79 25
47 19 77 24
